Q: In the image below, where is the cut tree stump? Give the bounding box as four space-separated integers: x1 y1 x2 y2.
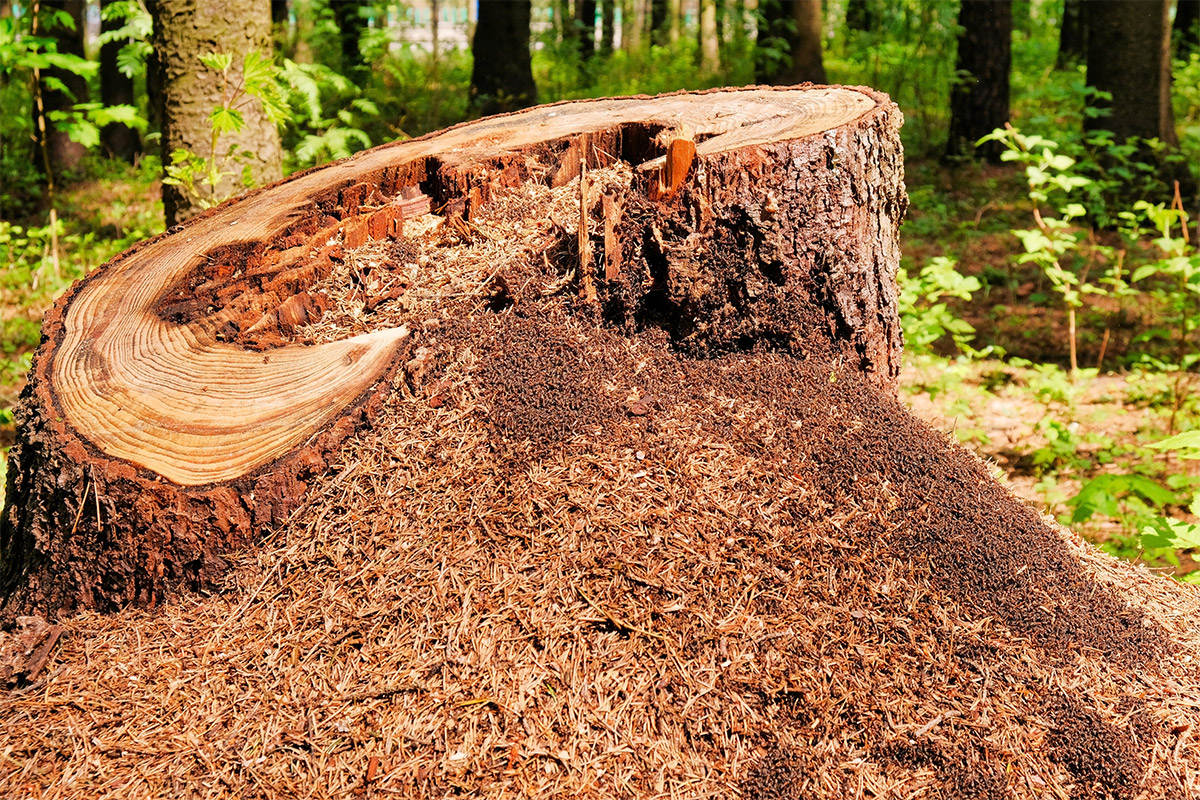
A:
1 85 905 618
4 86 1200 799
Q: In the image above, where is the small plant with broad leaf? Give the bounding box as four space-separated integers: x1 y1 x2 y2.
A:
898 256 985 357
1120 199 1200 430
978 124 1101 379
1140 432 1200 575
163 51 289 210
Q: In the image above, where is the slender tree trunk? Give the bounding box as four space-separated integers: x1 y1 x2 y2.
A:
650 0 668 44
699 0 719 71
668 0 681 42
600 0 615 54
1086 0 1177 146
557 0 570 43
944 0 1012 162
756 0 826 85
471 0 537 116
624 0 643 49
332 1 368 80
38 0 88 176
576 0 597 60
844 0 873 31
99 0 139 163
148 0 283 226
430 0 440 58
1056 0 1085 68
1176 0 1200 55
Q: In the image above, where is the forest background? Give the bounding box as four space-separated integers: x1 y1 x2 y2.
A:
1 0 1199 579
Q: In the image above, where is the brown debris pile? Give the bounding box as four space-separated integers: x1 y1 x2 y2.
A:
3 167 1200 800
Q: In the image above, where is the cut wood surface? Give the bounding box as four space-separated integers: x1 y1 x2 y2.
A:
57 87 876 486
2 85 905 617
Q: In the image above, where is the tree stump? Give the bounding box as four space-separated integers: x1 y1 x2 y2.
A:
4 87 1200 798
1 85 905 619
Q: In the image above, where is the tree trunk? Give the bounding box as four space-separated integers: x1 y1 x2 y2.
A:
149 0 283 227
0 85 905 620
1086 0 1177 147
600 0 615 54
1177 0 1200 55
699 0 719 71
944 0 1012 162
99 0 139 163
756 0 826 85
471 0 538 116
844 0 874 31
37 0 88 176
576 0 597 60
332 1 368 79
1056 0 1085 68
430 0 440 58
623 0 643 50
650 0 668 44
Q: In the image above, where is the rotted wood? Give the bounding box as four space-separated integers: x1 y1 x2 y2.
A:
0 85 907 619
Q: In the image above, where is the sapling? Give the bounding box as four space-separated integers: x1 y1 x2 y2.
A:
978 124 1101 379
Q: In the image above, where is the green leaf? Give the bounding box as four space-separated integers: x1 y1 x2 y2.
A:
1148 431 1200 455
209 105 244 135
200 52 233 72
1131 264 1161 283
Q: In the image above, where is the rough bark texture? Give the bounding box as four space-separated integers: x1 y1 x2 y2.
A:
470 0 538 116
944 0 1012 163
0 86 905 622
756 0 827 86
1086 0 1178 147
148 0 284 226
99 0 139 163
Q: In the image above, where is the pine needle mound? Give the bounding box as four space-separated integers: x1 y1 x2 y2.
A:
3 169 1200 800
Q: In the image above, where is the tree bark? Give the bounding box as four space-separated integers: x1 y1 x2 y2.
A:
944 0 1012 163
0 85 906 621
1086 0 1178 147
148 0 283 227
1056 0 1085 68
37 0 88 176
99 0 139 163
470 0 538 116
755 0 827 85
